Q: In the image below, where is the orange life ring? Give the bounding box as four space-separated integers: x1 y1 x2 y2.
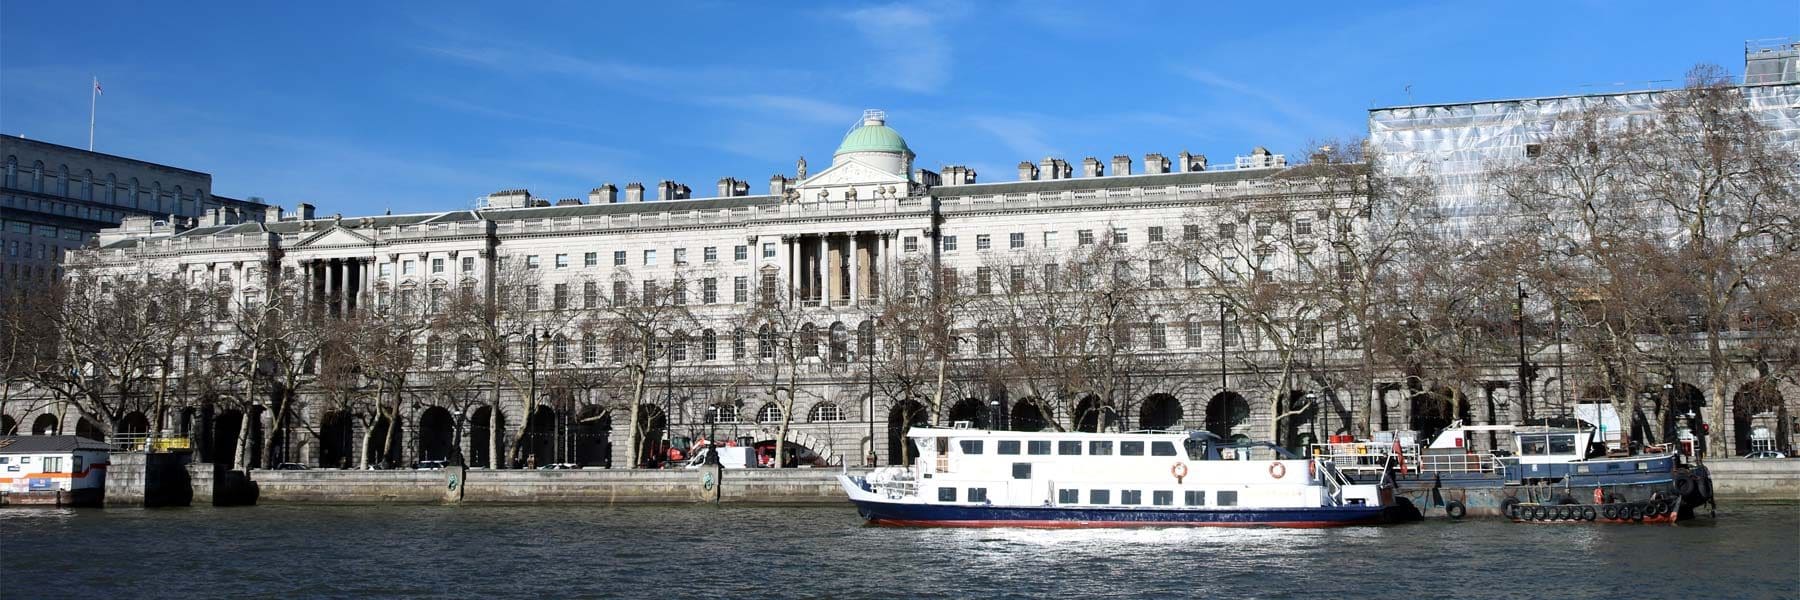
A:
1269 461 1287 479
1171 462 1189 481
1307 460 1317 480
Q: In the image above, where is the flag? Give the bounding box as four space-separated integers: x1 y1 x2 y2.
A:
94 77 102 95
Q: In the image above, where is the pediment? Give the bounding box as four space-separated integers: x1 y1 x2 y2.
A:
296 226 374 248
797 157 908 188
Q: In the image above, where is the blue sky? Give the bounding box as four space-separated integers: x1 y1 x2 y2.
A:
3 1 1794 215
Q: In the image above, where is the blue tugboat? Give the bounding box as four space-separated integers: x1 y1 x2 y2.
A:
1313 421 1713 523
839 426 1420 528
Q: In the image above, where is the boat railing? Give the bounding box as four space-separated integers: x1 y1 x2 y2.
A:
1414 452 1499 474
864 465 918 500
1310 442 1499 475
1313 457 1350 505
108 433 194 453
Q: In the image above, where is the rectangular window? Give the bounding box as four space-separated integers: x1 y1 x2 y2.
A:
1009 266 1026 292
1186 318 1204 348
703 246 717 263
584 282 599 308
584 252 598 267
1077 230 1094 246
1217 491 1238 507
1148 226 1165 242
1153 490 1174 506
612 281 628 305
1184 490 1206 506
1217 222 1236 239
1012 463 1032 480
644 250 656 266
1058 489 1079 504
1089 489 1111 504
1043 231 1058 247
525 286 541 310
975 234 991 250
1120 441 1145 456
941 235 957 252
1256 221 1273 238
614 251 627 266
903 236 918 252
762 242 775 258
379 263 393 278
759 272 778 303
734 276 748 303
1057 441 1082 455
968 488 988 503
553 283 569 309
734 245 748 261
1027 440 1051 455
1009 232 1024 249
403 260 417 275
432 258 445 273
526 255 541 269
1295 217 1312 235
1042 264 1058 290
997 440 1021 455
1113 227 1129 244
1120 490 1142 505
1151 441 1178 456
1183 224 1200 241
939 488 957 502
959 440 983 455
1088 441 1113 455
975 267 992 294
673 248 687 265
554 254 568 268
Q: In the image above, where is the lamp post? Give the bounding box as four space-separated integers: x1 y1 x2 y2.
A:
1515 281 1532 424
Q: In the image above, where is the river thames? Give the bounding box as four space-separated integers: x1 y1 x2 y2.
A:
2 502 1795 599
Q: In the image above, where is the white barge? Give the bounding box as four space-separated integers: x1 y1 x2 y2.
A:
0 435 112 507
839 427 1419 528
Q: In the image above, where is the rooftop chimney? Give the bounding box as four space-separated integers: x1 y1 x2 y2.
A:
769 174 791 196
297 202 316 220
1179 152 1207 172
1111 155 1133 176
589 184 618 204
1040 157 1072 180
1081 157 1104 178
943 165 976 185
625 183 645 203
656 181 690 201
555 198 583 206
265 205 285 222
717 177 749 197
1017 161 1039 181
1144 153 1170 174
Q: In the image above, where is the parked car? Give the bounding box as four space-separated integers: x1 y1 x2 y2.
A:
1742 450 1788 459
412 460 448 470
273 463 309 471
538 463 581 470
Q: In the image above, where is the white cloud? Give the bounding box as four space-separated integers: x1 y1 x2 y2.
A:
837 3 956 94
967 115 1056 160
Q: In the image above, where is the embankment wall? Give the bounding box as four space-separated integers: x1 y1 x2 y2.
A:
1706 458 1800 501
249 466 844 505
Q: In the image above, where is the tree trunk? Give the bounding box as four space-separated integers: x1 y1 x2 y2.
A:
626 367 647 469
1706 331 1730 458
489 378 502 469
235 409 254 471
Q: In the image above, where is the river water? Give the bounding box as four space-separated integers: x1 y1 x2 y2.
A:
2 502 1795 599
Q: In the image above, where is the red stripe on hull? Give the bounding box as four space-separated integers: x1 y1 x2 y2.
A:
870 519 1374 529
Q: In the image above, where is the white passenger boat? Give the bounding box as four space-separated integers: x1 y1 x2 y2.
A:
838 426 1419 528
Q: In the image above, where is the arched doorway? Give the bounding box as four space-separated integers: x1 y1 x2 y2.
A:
636 404 667 468
1409 388 1468 446
1733 381 1788 456
886 400 930 465
1205 392 1250 438
1139 394 1182 431
575 406 611 468
1074 395 1117 433
1278 391 1319 453
30 414 57 435
1011 399 1053 432
418 406 456 463
76 417 105 442
1656 383 1706 449
118 411 150 436
468 406 502 468
319 411 355 469
947 397 992 429
211 409 264 468
365 415 403 468
520 405 557 468
0 414 15 435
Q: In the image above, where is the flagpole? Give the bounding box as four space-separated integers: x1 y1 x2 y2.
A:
89 77 98 151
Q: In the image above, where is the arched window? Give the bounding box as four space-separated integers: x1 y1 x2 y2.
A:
57 164 70 197
977 321 996 355
1149 316 1167 350
457 335 476 366
3 156 15 188
700 329 718 361
581 332 597 363
425 336 444 367
828 321 848 363
706 404 739 424
80 169 93 201
856 320 876 359
33 161 46 193
757 403 784 424
669 331 688 362
799 323 819 358
809 402 845 423
552 334 569 364
758 324 776 359
732 327 746 360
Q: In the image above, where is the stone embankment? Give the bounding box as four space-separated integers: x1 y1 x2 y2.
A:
1704 458 1800 502
250 465 844 505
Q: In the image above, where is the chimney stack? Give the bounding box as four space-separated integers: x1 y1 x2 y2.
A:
589 184 618 204
655 181 690 201
1017 161 1039 181
769 175 790 196
1111 155 1133 176
1081 157 1104 178
265 205 285 222
717 177 750 197
943 165 976 185
297 202 316 220
1040 157 1072 180
1178 152 1207 172
1144 153 1170 174
625 183 645 203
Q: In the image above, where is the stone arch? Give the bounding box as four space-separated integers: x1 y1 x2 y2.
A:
1205 391 1250 438
211 407 265 468
418 406 457 463
1073 394 1117 433
467 405 505 469
886 400 930 465
30 414 57 435
636 404 667 468
0 414 16 435
365 414 403 468
829 321 849 362
76 417 104 441
1139 393 1183 431
1409 387 1468 445
118 411 150 436
1011 398 1054 432
1653 382 1707 448
519 404 556 467
947 397 992 429
319 410 355 469
1733 380 1787 456
575 405 611 467
751 428 835 467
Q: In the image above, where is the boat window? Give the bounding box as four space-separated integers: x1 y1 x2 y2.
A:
1151 441 1177 456
1027 440 1051 455
1153 491 1174 506
968 488 988 502
959 440 983 455
1089 441 1114 455
1058 489 1079 504
1120 441 1145 456
1184 490 1206 506
939 487 957 502
998 440 1021 455
1058 441 1082 455
1012 463 1032 480
1184 439 1207 460
1520 436 1548 456
1121 490 1143 505
0 457 8 465
72 456 83 472
43 457 63 473
1089 489 1111 504
1217 490 1238 507
1549 435 1577 454
19 456 29 463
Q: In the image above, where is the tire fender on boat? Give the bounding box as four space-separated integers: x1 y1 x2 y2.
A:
1444 500 1466 519
1171 461 1188 483
1268 462 1287 479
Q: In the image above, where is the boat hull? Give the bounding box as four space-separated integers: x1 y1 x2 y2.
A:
849 497 1412 528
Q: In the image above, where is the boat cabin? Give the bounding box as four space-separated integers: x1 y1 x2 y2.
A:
0 435 113 507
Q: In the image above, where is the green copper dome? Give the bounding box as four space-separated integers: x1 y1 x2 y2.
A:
834 121 911 156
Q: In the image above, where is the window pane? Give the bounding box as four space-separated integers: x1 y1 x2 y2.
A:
997 440 1020 455
1089 489 1110 504
939 488 957 502
1120 441 1145 456
1058 489 1078 504
968 488 988 502
1151 441 1177 456
1153 491 1174 506
1012 463 1031 480
1088 441 1113 455
1217 491 1238 507
1121 490 1141 505
959 440 983 455
1185 490 1205 506
1057 441 1082 455
1027 440 1051 455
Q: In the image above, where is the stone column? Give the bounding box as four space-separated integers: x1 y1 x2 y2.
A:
787 235 800 302
817 234 829 304
849 233 861 306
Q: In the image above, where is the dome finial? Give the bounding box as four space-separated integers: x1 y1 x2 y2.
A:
862 108 886 127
